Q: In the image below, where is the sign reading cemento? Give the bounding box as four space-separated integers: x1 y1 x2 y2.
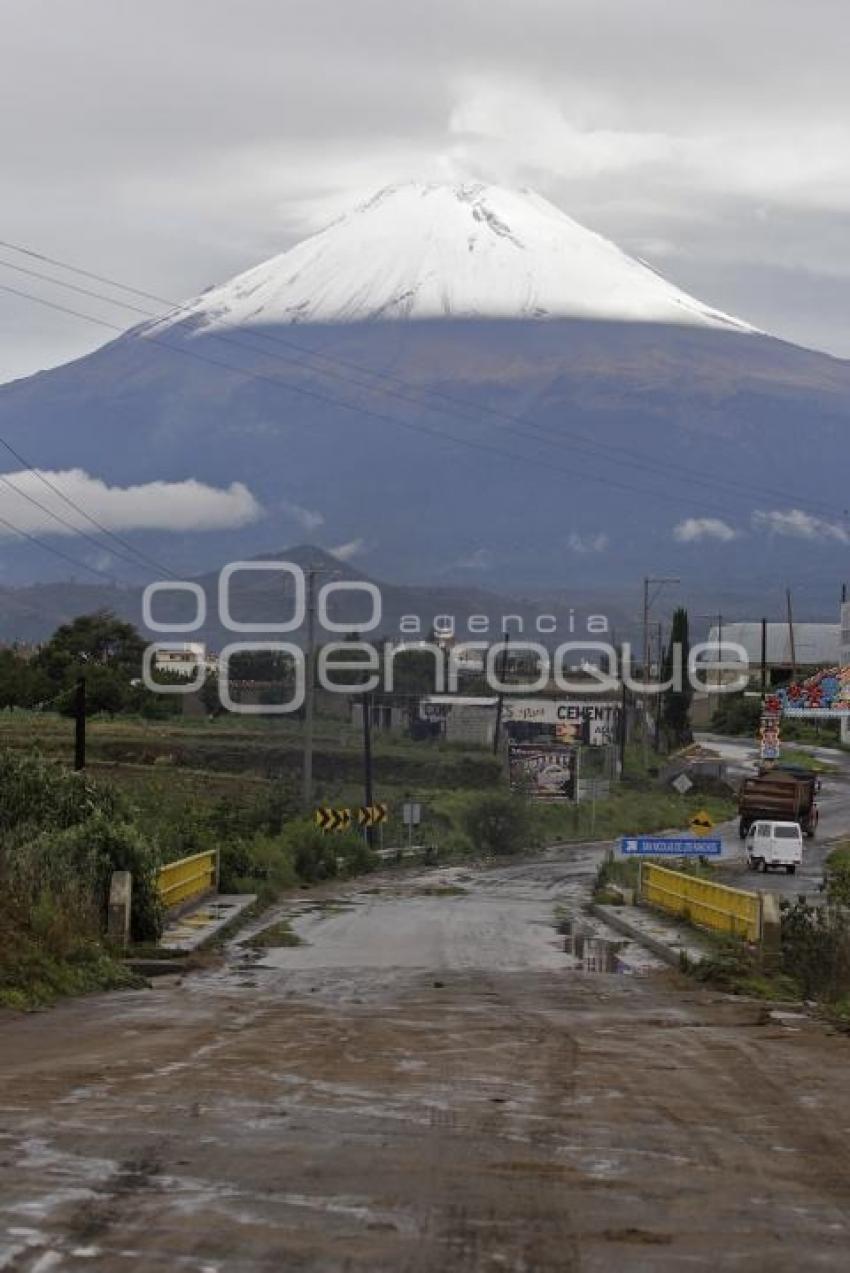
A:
501 700 619 743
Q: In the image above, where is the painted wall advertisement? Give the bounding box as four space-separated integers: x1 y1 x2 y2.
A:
502 699 619 745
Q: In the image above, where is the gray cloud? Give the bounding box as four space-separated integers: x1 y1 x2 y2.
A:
2 0 849 380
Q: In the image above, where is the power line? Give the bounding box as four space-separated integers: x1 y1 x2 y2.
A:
0 240 846 524
1 277 760 522
0 505 122 581
0 274 179 575
0 433 180 579
0 467 170 576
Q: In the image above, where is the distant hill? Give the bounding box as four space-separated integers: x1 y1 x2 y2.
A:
0 545 635 648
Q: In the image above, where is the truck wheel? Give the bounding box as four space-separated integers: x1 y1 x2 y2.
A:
786 864 797 875
761 859 769 873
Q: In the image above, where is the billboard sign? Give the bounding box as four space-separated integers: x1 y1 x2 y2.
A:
502 700 619 744
508 743 574 797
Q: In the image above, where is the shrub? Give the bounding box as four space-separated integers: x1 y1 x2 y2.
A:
825 846 850 908
219 832 298 896
460 791 532 856
780 898 850 1002
0 750 125 836
710 693 761 737
3 812 163 946
280 821 342 883
336 833 378 877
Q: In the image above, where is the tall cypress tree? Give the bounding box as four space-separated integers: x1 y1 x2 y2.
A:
661 607 693 749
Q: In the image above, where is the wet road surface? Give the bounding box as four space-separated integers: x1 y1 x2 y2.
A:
2 851 850 1271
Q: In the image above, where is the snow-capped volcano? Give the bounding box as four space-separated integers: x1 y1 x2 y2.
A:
8 180 850 606
156 182 754 333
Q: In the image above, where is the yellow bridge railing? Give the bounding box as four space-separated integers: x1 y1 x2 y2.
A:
640 863 761 942
157 849 219 910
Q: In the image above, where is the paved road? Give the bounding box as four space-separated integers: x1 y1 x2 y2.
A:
690 733 850 898
3 852 850 1272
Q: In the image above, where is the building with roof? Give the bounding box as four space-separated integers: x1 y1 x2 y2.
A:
707 622 839 684
691 621 840 728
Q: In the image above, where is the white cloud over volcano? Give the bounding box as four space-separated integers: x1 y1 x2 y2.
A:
0 468 261 537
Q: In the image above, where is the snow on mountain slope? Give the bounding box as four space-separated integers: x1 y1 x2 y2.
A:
153 183 755 334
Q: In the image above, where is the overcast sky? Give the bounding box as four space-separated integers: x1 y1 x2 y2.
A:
2 0 849 382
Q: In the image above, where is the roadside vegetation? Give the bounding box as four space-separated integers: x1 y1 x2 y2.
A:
0 752 156 1008
772 747 836 774
710 691 841 746
638 841 850 1021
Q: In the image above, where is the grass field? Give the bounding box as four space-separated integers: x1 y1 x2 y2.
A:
0 709 736 858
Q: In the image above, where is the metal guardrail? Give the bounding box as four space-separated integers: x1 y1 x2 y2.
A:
640 862 761 942
157 849 219 909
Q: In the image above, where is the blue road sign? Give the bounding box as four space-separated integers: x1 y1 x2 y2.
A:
620 836 723 857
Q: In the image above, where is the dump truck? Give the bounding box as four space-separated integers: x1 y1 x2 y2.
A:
738 770 818 839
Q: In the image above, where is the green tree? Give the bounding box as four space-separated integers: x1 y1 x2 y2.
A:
37 611 145 684
36 611 146 718
0 647 52 710
661 607 693 750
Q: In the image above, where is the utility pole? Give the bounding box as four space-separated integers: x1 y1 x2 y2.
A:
362 688 374 848
653 620 664 752
786 588 797 682
492 630 511 755
760 617 768 691
641 576 679 765
302 566 319 812
74 676 86 771
696 612 723 689
619 675 627 777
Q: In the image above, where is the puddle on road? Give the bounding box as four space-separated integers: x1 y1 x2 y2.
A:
562 922 628 974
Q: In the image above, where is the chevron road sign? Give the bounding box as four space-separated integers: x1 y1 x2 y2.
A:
315 807 352 833
358 803 389 828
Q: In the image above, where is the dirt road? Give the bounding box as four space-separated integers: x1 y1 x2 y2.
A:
2 850 850 1271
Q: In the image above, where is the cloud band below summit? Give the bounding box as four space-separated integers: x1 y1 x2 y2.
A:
0 469 262 537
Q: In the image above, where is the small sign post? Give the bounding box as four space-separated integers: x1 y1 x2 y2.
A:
402 801 421 852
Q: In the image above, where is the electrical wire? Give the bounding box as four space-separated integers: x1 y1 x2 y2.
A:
1 239 846 524
0 504 121 581
0 275 833 531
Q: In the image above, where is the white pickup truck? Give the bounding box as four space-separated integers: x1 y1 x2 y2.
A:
745 819 803 875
